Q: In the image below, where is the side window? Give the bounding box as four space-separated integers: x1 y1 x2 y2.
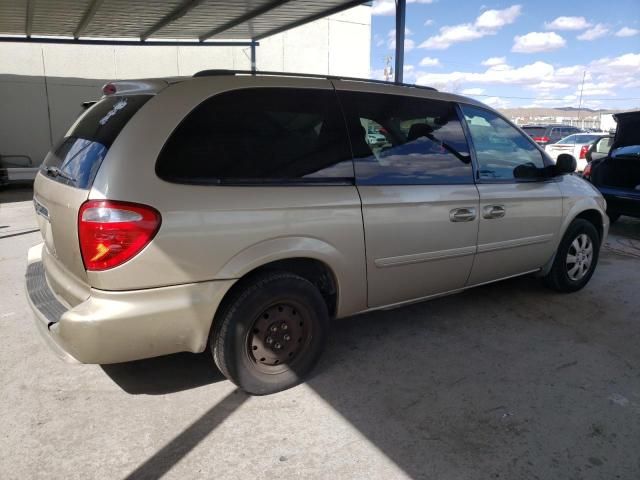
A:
460 105 545 181
596 137 612 153
156 88 354 183
339 91 473 185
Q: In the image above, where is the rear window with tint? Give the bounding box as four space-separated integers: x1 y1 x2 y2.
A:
156 88 354 184
521 126 546 137
42 95 151 189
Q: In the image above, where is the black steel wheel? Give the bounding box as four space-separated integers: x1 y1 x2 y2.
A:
211 271 328 395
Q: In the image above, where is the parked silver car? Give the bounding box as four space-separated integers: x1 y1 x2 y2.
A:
26 71 609 394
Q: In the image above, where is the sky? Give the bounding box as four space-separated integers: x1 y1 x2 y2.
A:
369 0 640 110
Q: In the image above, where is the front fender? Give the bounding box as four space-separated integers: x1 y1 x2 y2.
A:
215 236 367 318
560 196 608 245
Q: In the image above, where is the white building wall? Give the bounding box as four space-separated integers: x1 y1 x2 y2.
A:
0 5 371 167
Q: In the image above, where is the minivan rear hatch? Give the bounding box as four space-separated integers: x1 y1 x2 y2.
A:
33 94 151 306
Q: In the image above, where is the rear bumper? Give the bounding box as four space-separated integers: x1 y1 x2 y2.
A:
26 243 236 364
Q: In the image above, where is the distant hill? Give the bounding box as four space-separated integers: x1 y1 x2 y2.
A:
553 106 614 113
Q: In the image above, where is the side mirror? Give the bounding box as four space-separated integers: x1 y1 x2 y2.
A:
513 163 541 180
555 154 576 175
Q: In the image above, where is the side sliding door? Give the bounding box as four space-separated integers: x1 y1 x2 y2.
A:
335 84 480 308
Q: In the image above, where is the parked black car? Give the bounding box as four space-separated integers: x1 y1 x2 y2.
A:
583 111 640 223
521 124 582 147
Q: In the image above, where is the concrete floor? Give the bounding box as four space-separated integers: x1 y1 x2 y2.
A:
1 188 639 480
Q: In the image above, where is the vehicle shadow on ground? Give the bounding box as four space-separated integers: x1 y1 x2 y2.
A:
609 216 640 240
114 255 640 479
101 352 225 395
0 185 34 204
304 265 640 479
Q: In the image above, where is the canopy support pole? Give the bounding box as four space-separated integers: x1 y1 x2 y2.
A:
394 0 406 84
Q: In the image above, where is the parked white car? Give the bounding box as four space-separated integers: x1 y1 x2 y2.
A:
545 133 608 172
366 132 386 145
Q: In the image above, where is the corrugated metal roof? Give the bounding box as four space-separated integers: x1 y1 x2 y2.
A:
0 0 365 43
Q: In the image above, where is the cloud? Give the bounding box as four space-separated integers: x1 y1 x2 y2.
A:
577 24 609 41
403 64 419 81
474 5 522 29
512 31 566 53
424 19 434 26
606 52 640 70
528 81 571 91
388 38 416 52
416 61 557 91
413 52 640 103
481 56 506 66
369 68 386 81
419 56 441 67
461 87 485 95
615 27 639 37
419 5 521 50
387 28 413 38
371 0 435 16
544 16 591 31
387 27 416 51
481 96 511 109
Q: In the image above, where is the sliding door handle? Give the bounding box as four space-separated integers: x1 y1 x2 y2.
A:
450 207 477 222
483 205 506 219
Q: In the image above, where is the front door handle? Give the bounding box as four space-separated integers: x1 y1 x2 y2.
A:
450 207 477 222
482 205 506 219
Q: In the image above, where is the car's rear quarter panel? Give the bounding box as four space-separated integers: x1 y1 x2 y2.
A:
88 76 368 317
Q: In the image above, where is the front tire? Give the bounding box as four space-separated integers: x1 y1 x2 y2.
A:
211 272 328 395
544 219 600 293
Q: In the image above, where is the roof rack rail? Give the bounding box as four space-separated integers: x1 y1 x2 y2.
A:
192 69 437 92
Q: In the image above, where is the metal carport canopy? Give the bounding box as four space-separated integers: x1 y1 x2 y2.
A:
0 0 366 45
0 0 408 82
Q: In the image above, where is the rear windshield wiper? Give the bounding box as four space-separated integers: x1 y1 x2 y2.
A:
43 166 76 183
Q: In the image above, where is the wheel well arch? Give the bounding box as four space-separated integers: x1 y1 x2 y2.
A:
217 257 339 320
574 209 604 241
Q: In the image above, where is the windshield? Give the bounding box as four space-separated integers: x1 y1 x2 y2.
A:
41 95 151 189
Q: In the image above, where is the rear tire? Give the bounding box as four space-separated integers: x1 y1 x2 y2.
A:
544 219 600 293
211 272 328 395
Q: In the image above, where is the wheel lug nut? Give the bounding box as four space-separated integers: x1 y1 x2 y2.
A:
274 343 282 350
270 325 278 333
283 334 291 341
281 323 288 330
266 337 273 345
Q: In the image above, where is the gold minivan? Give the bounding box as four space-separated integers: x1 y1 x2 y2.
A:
26 71 608 394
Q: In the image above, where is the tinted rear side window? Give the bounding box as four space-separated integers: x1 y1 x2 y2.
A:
156 88 354 184
42 95 151 189
338 91 472 185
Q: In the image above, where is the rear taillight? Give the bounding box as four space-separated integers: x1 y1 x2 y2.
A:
102 83 116 95
78 200 161 271
583 163 592 179
533 136 550 143
579 145 589 159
